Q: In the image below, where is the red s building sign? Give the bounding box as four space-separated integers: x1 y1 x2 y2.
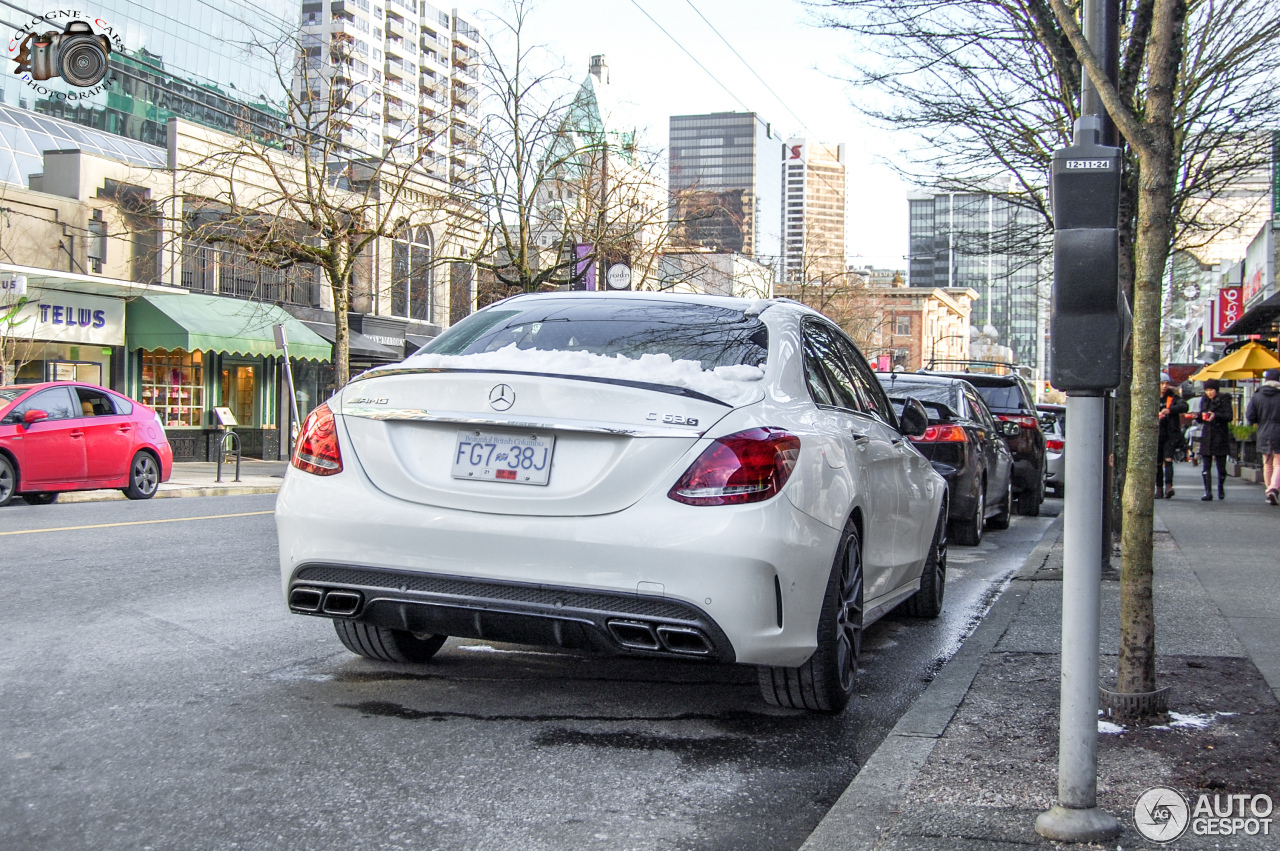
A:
1214 285 1243 339
789 145 803 160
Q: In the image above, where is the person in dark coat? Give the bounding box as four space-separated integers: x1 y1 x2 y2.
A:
1156 372 1188 499
1196 379 1233 500
1246 367 1280 504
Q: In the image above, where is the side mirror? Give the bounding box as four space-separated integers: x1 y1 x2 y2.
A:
899 397 929 438
22 409 48 427
1002 421 1021 437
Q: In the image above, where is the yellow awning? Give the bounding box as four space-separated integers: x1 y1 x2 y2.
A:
1190 341 1280 381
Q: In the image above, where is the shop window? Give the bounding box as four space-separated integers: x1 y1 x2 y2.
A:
47 361 102 385
140 349 205 427
221 364 258 427
391 226 432 320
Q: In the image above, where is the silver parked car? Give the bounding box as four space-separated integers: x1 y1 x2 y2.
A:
1038 404 1065 496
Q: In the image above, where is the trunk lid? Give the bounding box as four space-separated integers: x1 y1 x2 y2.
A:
338 369 745 516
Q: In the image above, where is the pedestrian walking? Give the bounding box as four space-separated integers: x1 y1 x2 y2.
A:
1196 379 1233 501
1157 372 1189 499
1246 367 1280 505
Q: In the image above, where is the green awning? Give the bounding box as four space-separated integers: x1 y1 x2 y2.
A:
126 292 331 362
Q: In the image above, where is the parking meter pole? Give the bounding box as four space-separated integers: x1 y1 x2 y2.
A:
1035 395 1118 841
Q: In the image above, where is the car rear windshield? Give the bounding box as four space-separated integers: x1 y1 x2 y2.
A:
972 384 1028 413
879 381 956 408
413 299 769 370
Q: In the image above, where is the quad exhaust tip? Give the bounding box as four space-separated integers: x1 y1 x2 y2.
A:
321 590 363 617
607 619 713 656
288 587 323 613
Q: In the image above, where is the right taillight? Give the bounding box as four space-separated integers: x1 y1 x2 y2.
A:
1047 438 1065 452
291 403 343 476
910 424 968 443
668 428 800 506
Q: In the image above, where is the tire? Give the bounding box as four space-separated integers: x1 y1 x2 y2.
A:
334 620 447 663
758 520 862 713
951 481 984 546
0 455 15 507
904 507 947 618
122 451 161 500
1015 479 1042 516
21 492 58 505
987 475 1012 531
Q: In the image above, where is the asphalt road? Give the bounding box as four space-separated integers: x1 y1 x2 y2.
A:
0 493 1057 851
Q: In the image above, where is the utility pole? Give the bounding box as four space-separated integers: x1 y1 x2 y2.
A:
1035 0 1124 842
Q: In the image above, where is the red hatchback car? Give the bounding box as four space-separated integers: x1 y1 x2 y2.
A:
0 382 173 506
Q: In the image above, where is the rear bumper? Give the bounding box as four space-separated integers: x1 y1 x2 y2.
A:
275 462 841 668
286 564 736 662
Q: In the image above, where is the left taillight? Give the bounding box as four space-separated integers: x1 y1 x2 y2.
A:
291 403 343 476
668 428 801 506
1046 438 1065 452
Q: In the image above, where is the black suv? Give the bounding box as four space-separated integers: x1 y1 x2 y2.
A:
920 364 1046 516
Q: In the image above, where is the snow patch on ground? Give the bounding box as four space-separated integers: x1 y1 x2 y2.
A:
1098 719 1126 734
406 345 766 406
1149 710 1237 730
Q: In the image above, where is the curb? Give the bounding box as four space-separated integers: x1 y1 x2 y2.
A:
54 485 281 504
799 515 1065 851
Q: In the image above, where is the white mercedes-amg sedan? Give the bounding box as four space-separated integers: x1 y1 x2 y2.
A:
276 292 948 712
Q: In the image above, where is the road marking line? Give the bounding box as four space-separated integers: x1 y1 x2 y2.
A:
0 510 273 536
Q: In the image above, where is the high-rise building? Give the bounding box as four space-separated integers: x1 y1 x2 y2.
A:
300 0 480 181
781 138 846 283
907 188 1048 371
668 112 783 270
0 0 297 147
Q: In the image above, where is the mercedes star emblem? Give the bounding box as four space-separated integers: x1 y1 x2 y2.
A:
489 383 515 411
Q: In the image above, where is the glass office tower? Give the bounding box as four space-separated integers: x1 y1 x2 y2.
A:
669 112 783 272
908 190 1049 369
0 0 297 146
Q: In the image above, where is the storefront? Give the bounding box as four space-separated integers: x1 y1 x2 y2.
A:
126 292 330 461
2 277 127 390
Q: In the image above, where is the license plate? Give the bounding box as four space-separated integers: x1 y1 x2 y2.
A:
451 430 555 485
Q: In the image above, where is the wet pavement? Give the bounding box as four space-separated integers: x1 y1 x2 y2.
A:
0 494 1057 850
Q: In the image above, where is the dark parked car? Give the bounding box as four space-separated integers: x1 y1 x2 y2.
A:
921 367 1047 516
878 372 1015 546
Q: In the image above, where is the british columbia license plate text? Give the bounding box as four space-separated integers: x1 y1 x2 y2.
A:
451 430 554 485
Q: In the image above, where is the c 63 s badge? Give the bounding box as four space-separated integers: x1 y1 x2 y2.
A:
647 412 698 426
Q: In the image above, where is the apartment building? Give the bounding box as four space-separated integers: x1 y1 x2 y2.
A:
782 139 847 283
300 0 480 182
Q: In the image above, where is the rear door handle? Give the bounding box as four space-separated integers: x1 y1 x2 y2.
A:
70 432 84 438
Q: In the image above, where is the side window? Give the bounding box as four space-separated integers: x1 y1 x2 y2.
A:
832 333 896 427
74 387 117 417
801 331 836 407
965 388 994 430
804 323 861 411
107 392 134 415
12 387 77 421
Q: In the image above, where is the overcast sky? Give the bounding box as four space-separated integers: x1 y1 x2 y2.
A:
467 0 912 270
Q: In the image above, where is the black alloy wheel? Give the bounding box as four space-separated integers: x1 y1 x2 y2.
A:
22 492 58 505
0 455 15 507
758 520 863 712
905 506 947 618
123 452 160 500
987 474 1012 530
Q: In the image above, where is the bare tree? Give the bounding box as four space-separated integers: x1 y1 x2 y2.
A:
822 0 1280 714
161 24 467 388
467 1 679 298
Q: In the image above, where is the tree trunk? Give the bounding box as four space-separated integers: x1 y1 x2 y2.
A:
330 244 351 388
1115 0 1186 706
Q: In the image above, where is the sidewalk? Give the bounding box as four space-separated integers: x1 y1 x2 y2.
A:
56 459 286 503
803 463 1280 850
